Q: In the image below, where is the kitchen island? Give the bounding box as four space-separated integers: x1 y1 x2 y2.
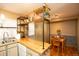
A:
17 38 51 56
0 38 51 56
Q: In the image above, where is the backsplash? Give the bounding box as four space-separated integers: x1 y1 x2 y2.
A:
0 28 17 42
0 18 17 42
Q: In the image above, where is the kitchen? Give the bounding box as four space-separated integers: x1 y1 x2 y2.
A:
0 3 79 56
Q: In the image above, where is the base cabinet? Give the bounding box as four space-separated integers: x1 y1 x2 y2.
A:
0 43 50 56
0 51 6 56
0 46 6 56
17 43 26 56
18 43 39 56
7 47 18 56
0 43 18 56
7 43 18 56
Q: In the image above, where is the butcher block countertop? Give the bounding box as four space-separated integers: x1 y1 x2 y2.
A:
17 38 51 55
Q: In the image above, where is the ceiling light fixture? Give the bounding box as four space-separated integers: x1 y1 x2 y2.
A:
0 14 5 19
0 14 5 27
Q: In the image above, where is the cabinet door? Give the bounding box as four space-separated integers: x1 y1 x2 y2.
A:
7 43 18 56
0 46 6 56
0 51 6 56
7 47 18 56
17 43 26 56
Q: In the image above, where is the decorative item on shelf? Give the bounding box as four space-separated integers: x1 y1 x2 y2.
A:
15 34 21 40
28 16 33 22
56 29 62 38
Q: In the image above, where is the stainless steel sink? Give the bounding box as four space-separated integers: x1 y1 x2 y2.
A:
1 31 16 45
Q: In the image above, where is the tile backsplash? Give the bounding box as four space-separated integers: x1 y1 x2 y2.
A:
0 28 17 42
0 18 17 42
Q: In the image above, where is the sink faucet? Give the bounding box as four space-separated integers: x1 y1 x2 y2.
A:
2 32 9 43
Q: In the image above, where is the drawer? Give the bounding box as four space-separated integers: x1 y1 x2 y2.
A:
0 46 6 51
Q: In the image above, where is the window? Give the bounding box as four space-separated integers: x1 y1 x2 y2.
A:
28 22 35 36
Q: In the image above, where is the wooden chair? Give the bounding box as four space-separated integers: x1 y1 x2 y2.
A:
51 36 65 55
51 36 61 55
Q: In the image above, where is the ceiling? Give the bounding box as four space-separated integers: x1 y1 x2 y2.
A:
0 3 79 19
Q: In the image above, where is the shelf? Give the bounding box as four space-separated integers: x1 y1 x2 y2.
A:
18 24 28 26
17 16 28 20
17 16 28 38
17 31 25 33
0 27 17 28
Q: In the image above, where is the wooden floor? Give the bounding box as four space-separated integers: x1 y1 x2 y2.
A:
50 46 79 56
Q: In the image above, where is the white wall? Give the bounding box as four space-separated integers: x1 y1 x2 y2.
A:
28 22 35 36
50 20 77 36
0 18 17 42
0 9 18 42
50 20 77 47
